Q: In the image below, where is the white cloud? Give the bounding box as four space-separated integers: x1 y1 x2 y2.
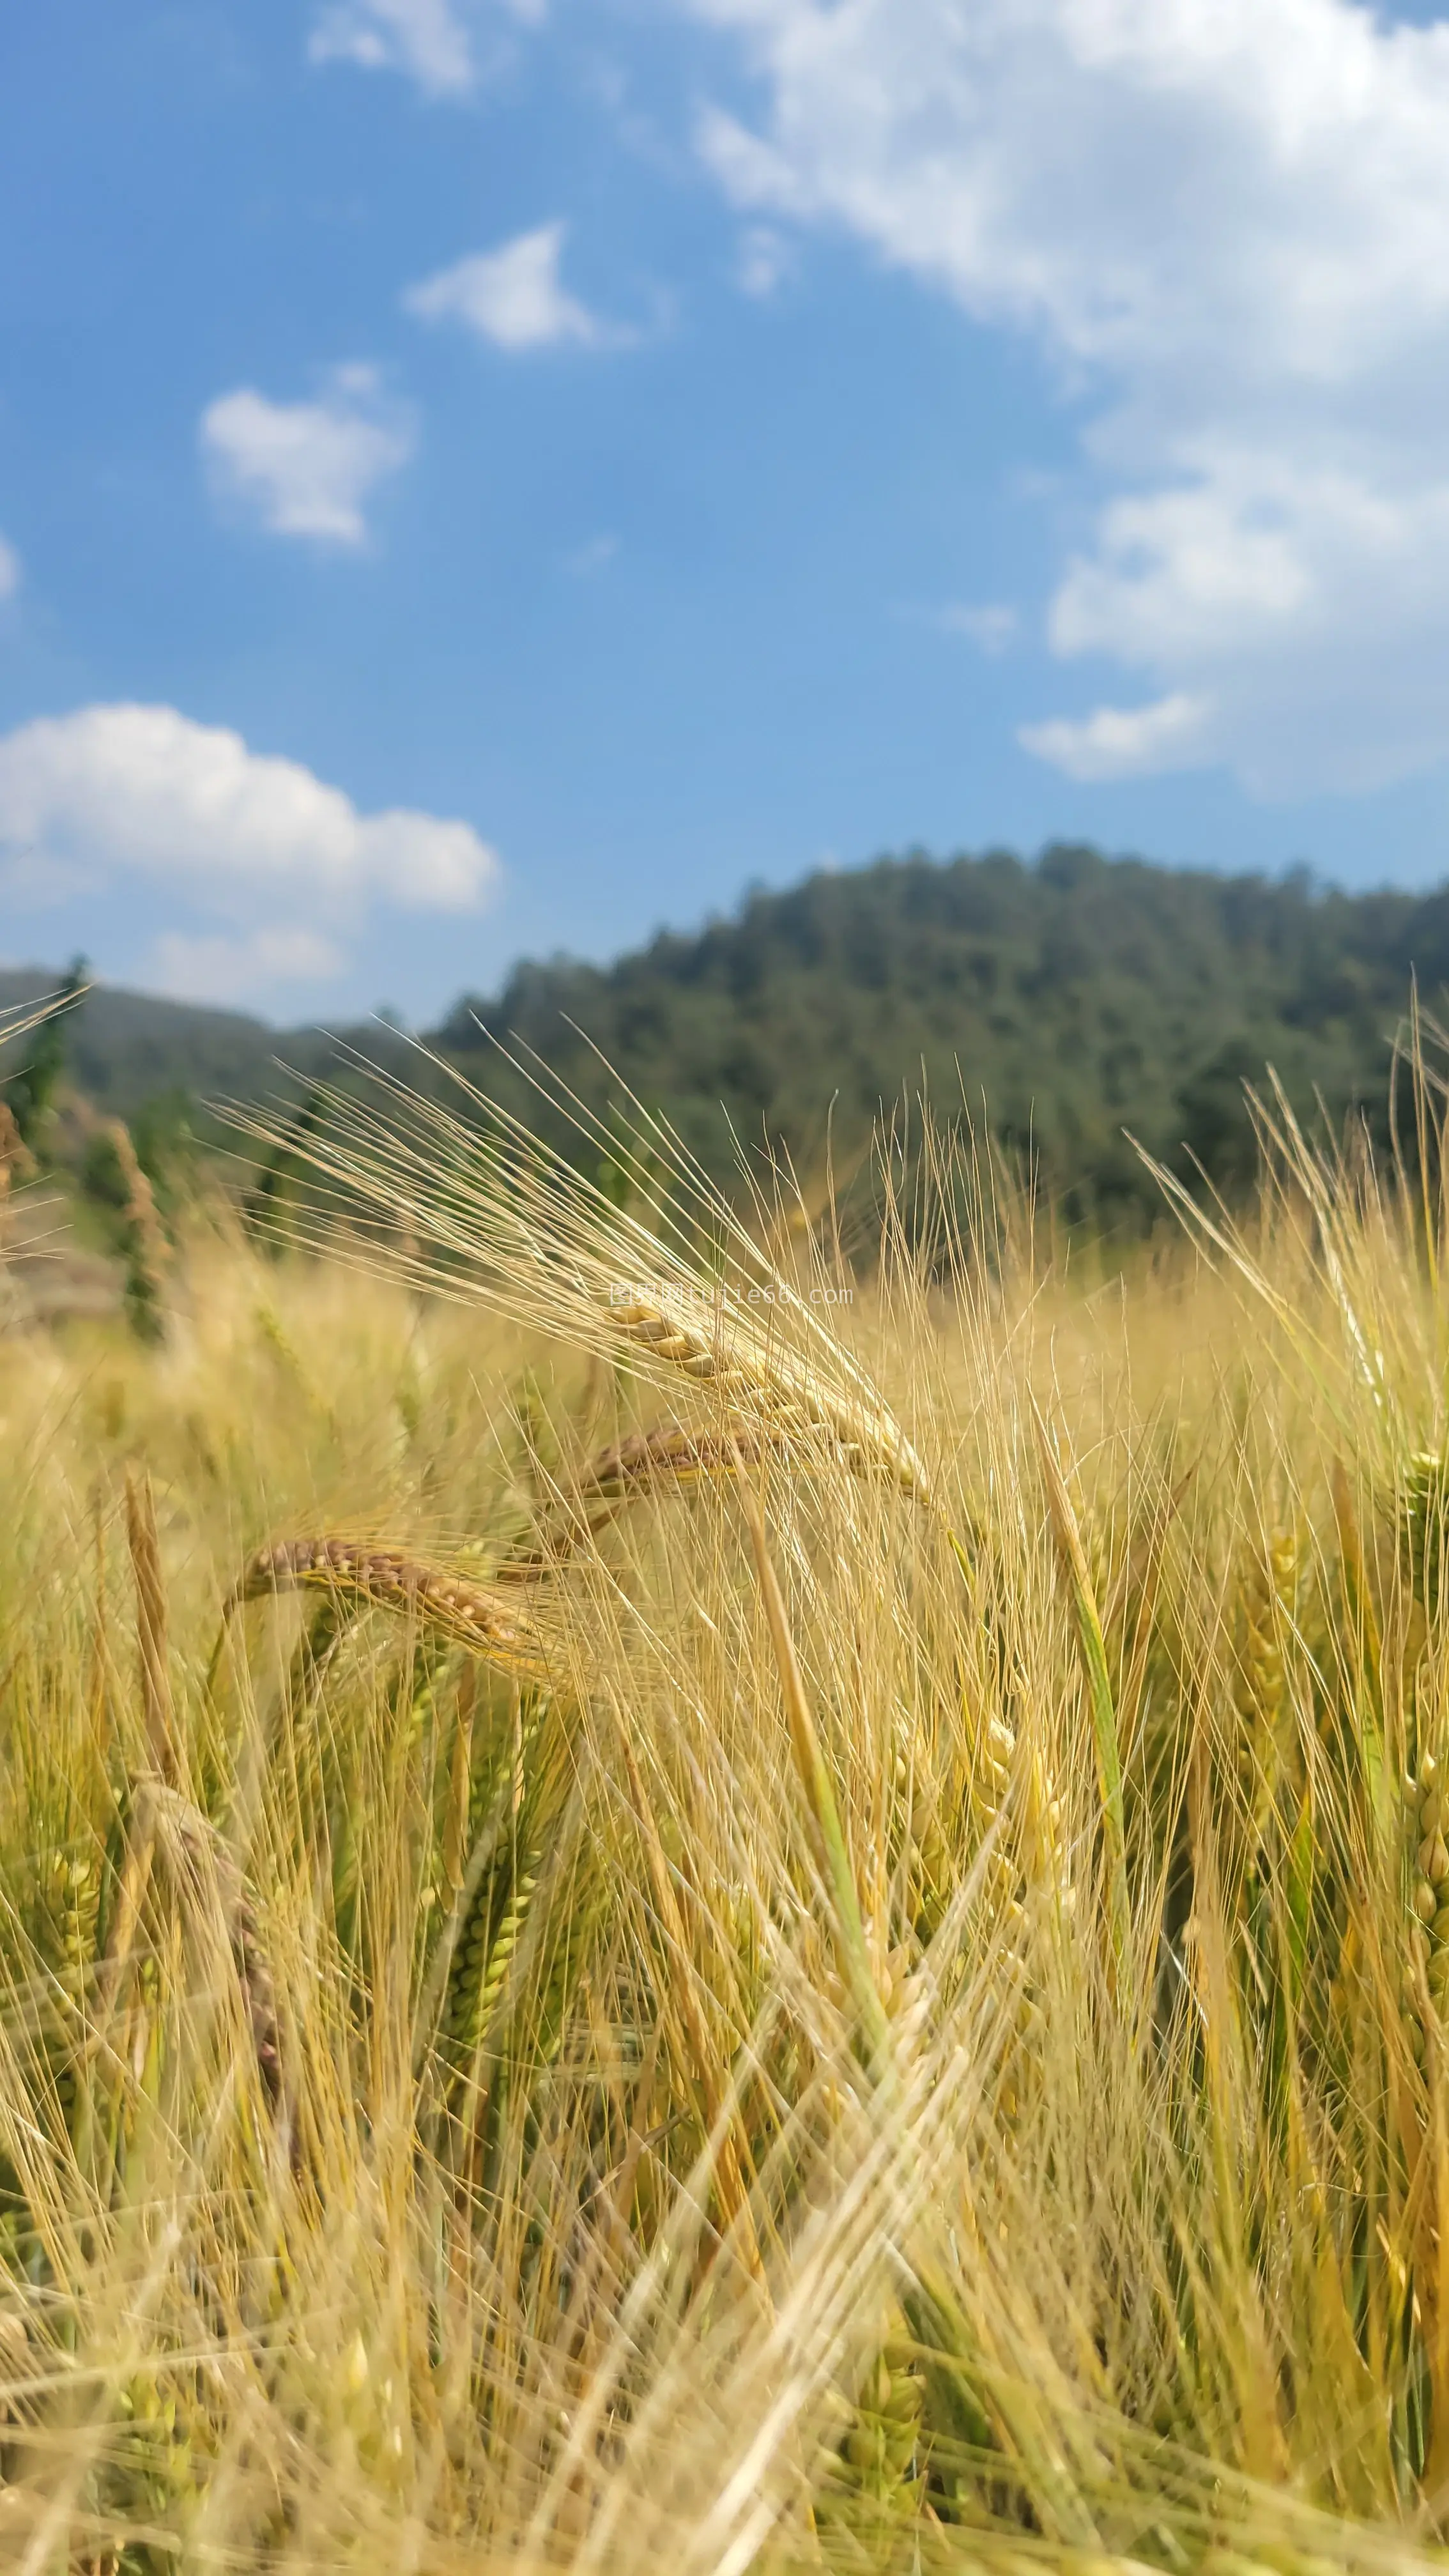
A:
201 367 413 546
684 0 1449 794
0 705 494 907
150 926 349 1005
736 224 795 298
1018 691 1211 782
0 704 500 1006
565 532 620 576
935 602 1019 655
309 0 475 92
307 0 544 96
405 224 609 351
0 535 19 601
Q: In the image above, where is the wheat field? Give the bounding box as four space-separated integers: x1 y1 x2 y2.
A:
3 1039 1449 2574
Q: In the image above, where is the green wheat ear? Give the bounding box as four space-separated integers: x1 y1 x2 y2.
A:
814 2326 926 2529
1402 1747 1449 2071
1403 1449 1449 1618
1237 1530 1298 1825
443 1852 540 2064
40 1837 102 2145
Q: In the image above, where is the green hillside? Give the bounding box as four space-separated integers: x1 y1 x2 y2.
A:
0 970 413 1124
0 970 305 1114
440 843 1449 1222
7 843 1448 1225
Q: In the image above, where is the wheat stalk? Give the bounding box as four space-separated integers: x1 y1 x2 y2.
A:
498 1417 893 1582
125 1471 176 1784
1034 1406 1129 1973
231 1537 551 1679
613 1717 765 2280
97 1116 168 1340
80 1772 282 2159
232 1057 942 1518
1237 1529 1299 1836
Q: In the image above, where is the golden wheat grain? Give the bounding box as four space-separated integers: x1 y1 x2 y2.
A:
497 1416 897 1582
231 1536 551 1678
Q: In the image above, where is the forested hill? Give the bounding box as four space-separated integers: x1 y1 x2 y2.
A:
439 843 1449 1221
7 844 1449 1224
0 974 406 1120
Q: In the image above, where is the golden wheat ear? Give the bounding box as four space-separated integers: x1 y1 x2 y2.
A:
229 1046 944 1516
231 1536 552 1680
496 1415 910 1582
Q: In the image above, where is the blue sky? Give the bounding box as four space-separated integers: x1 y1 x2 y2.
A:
4 0 1449 1021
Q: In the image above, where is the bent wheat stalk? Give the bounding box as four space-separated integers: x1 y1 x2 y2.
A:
230 1537 551 1680
234 1055 942 1516
499 1418 903 1583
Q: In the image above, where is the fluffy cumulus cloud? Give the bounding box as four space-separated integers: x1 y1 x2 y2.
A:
200 367 413 547
686 0 1449 795
1019 691 1211 782
0 704 499 1005
406 225 606 351
307 0 544 96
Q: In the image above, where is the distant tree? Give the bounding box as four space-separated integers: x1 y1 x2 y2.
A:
1174 1037 1264 1193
